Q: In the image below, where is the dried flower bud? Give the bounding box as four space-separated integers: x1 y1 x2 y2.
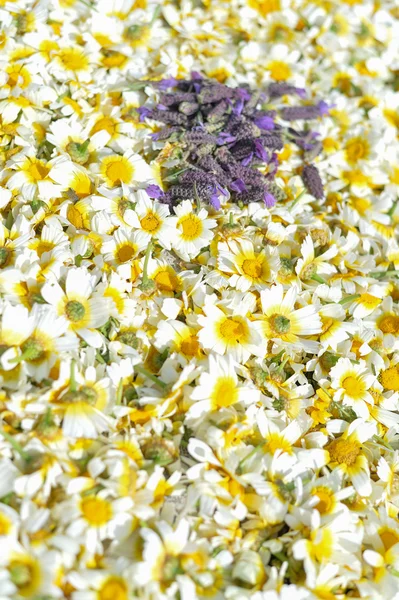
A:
302 164 324 199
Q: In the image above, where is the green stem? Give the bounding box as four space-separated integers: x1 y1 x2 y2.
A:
149 4 161 25
290 189 306 210
116 379 124 405
388 199 398 218
135 365 168 391
237 444 262 475
229 212 234 226
193 182 201 213
339 293 360 305
10 349 33 364
70 359 77 393
311 273 328 284
141 241 153 287
370 270 399 279
0 429 31 462
78 0 98 11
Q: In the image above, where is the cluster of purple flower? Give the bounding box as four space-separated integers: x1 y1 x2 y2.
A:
140 74 327 209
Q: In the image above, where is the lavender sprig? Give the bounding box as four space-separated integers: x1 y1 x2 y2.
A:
142 75 327 208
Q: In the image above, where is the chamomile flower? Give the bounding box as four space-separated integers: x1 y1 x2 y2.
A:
187 354 260 420
257 284 322 353
99 151 155 189
129 194 177 249
330 357 375 418
173 200 217 261
324 418 376 496
198 293 263 362
41 267 112 348
217 239 280 292
6 151 62 201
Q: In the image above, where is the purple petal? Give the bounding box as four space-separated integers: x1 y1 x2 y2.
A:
146 184 164 199
230 178 247 193
191 71 203 80
254 116 275 130
296 88 307 99
157 77 178 90
317 100 331 116
137 107 151 122
217 132 236 145
264 191 277 208
237 87 252 101
209 193 221 209
254 140 269 162
233 98 244 116
241 153 253 166
157 104 168 111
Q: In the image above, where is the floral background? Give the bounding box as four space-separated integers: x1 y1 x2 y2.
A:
0 0 399 598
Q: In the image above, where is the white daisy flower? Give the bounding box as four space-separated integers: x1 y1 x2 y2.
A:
256 284 322 353
41 267 112 348
173 200 217 261
187 354 260 420
330 357 375 419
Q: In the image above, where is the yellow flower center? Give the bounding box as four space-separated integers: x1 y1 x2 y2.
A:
80 496 112 526
341 375 366 399
9 559 39 597
98 578 128 600
179 215 203 240
0 512 11 535
180 335 200 357
378 314 399 335
140 212 161 233
269 313 291 335
264 433 292 454
57 48 89 71
345 137 370 165
117 244 136 263
34 241 54 258
219 317 247 343
309 529 334 563
267 60 291 81
101 51 128 69
358 293 381 310
154 270 178 292
241 258 262 279
91 116 117 137
390 167 399 185
104 158 134 186
26 159 49 182
70 172 92 198
65 300 86 323
351 196 371 215
248 0 280 16
67 204 86 230
326 437 361 466
384 109 399 130
380 366 399 391
379 527 399 551
311 487 335 514
211 376 239 409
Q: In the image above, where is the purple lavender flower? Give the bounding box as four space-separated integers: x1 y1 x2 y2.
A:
302 164 324 199
157 77 179 90
230 179 248 193
140 76 327 208
317 100 332 116
254 115 275 130
137 107 152 122
264 191 277 208
254 140 268 162
146 184 165 200
268 82 306 99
